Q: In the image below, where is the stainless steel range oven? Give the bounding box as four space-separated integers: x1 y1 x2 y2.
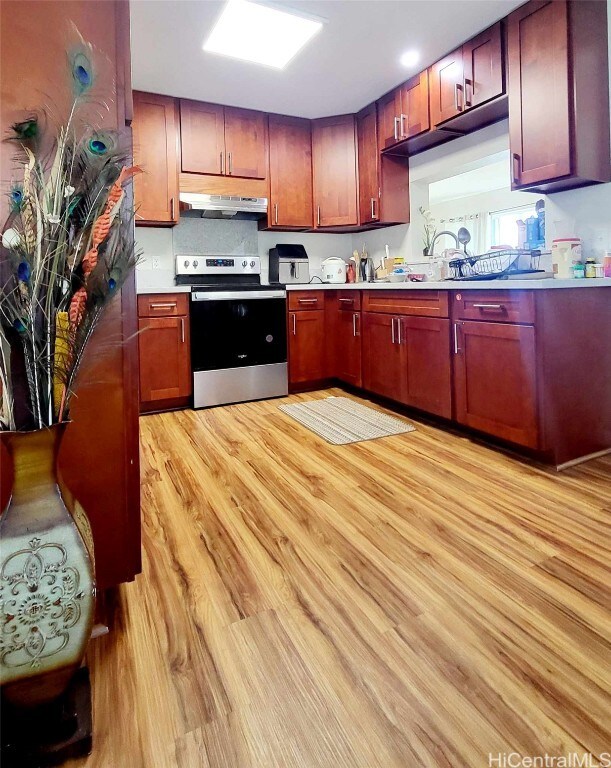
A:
176 255 288 409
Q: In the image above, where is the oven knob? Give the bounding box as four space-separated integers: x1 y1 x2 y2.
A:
193 260 199 268
183 260 190 269
250 260 256 267
242 260 248 267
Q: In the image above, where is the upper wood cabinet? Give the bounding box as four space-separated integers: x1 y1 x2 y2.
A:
430 48 465 126
133 92 180 226
180 100 268 180
397 71 430 140
376 71 430 151
356 103 380 225
180 100 225 175
312 115 358 228
430 22 503 127
507 0 610 192
268 115 313 229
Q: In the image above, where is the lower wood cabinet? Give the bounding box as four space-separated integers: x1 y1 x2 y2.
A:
335 309 362 388
288 309 326 385
402 316 452 419
453 320 538 449
138 294 191 411
362 313 405 402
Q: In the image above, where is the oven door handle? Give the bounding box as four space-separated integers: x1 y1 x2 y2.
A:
192 290 286 301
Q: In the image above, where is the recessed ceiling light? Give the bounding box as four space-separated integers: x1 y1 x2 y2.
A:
400 50 420 68
203 0 323 70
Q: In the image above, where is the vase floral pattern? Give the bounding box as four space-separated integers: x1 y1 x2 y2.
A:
0 425 95 707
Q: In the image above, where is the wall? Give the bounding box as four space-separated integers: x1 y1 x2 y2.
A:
136 220 353 288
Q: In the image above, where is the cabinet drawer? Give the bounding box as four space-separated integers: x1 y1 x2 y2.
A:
453 291 535 324
288 291 325 311
138 293 189 318
363 290 449 318
336 292 362 311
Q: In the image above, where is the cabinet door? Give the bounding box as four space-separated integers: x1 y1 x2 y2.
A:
357 103 380 225
268 115 313 228
224 107 268 179
463 22 504 110
362 313 405 403
139 316 191 403
289 310 326 384
429 49 464 126
453 320 538 448
401 317 451 419
133 92 179 225
336 311 362 388
376 90 400 149
398 71 430 139
507 1 570 188
179 100 225 175
312 115 358 227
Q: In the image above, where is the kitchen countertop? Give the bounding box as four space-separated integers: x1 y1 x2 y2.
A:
285 278 611 290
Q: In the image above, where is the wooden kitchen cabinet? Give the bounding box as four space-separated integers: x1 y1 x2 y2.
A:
401 316 452 419
507 0 610 192
397 71 430 140
133 91 180 225
180 100 225 175
430 22 504 128
268 114 313 229
288 309 327 386
362 312 405 403
334 305 362 388
312 115 358 228
138 294 191 412
180 100 268 180
356 103 380 225
429 48 464 126
453 320 538 449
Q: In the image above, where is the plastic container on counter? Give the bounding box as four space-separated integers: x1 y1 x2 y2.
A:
552 238 582 278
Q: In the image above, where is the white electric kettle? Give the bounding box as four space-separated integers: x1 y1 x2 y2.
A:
321 257 347 284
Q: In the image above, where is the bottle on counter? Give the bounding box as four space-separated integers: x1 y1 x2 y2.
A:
552 237 582 278
585 258 597 278
572 262 586 278
603 252 611 278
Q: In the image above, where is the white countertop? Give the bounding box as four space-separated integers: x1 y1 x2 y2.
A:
285 278 611 291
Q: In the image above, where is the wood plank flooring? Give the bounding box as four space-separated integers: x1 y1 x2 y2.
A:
68 389 611 768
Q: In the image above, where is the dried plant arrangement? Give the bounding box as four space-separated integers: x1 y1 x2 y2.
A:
0 29 141 431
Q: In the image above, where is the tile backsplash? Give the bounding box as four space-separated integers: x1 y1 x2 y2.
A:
172 214 258 257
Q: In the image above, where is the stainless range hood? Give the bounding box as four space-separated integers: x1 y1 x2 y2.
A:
179 193 268 220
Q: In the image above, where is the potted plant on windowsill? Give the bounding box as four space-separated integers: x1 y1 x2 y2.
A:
0 28 140 743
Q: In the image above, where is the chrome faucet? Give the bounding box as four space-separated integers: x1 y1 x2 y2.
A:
428 230 459 258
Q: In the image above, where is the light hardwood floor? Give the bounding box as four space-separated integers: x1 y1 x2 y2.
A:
69 388 611 768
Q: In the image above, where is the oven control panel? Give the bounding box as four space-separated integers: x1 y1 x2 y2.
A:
176 255 260 276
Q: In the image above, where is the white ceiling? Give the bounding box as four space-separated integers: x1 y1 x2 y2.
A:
130 0 524 119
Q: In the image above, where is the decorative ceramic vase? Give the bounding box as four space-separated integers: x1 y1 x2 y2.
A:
0 425 95 708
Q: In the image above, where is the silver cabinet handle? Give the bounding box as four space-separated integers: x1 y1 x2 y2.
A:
150 302 177 309
220 152 224 175
464 78 472 108
291 313 296 335
370 197 377 220
397 317 402 345
454 323 461 354
317 205 321 226
339 297 354 304
512 153 521 185
454 83 463 112
353 313 360 337
473 303 505 310
400 113 407 138
298 298 318 304
391 317 396 344
274 202 278 225
393 116 400 141
228 152 232 175
180 317 185 343
170 197 175 221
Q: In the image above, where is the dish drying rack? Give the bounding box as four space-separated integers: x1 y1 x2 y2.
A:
447 249 541 280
